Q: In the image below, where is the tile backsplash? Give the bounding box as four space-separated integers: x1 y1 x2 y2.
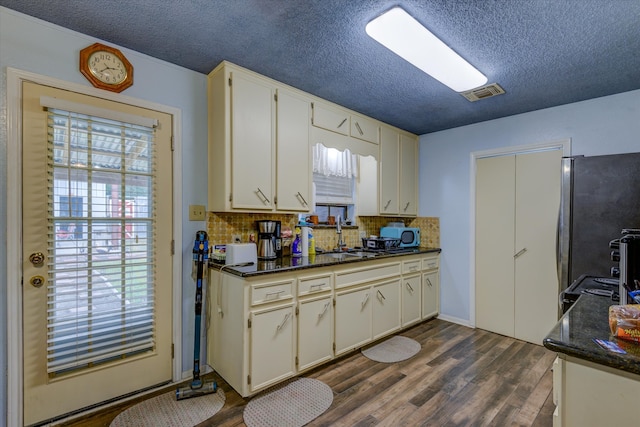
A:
207 213 440 250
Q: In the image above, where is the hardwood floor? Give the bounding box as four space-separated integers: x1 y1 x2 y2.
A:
56 319 556 427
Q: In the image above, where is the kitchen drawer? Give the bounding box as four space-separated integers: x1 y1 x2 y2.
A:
350 114 379 144
402 258 422 274
312 102 349 136
335 262 401 289
251 279 294 306
422 255 439 271
298 273 332 296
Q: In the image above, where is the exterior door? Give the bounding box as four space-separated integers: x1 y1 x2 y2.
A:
22 81 173 425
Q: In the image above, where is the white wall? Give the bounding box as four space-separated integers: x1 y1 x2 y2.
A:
0 7 209 422
419 89 640 325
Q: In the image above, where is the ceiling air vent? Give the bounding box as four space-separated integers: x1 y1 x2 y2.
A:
460 83 505 102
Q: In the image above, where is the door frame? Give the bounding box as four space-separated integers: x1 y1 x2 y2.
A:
469 139 571 329
6 67 183 426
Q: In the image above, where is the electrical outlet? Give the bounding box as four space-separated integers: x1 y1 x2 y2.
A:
359 231 367 239
232 234 242 243
188 204 206 221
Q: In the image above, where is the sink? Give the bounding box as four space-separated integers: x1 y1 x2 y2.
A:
323 251 378 259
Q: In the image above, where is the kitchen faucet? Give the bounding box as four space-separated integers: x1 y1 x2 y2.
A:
336 215 346 250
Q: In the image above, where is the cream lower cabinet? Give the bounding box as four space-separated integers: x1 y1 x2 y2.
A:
208 255 438 397
297 272 333 371
335 285 373 356
249 303 295 392
422 254 440 319
372 279 401 339
552 355 640 427
401 274 421 326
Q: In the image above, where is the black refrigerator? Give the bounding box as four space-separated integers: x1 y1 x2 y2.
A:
558 152 640 290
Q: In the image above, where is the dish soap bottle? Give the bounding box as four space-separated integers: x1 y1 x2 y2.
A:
292 228 302 257
308 228 316 255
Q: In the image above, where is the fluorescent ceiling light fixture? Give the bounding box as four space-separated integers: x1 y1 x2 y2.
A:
366 7 487 92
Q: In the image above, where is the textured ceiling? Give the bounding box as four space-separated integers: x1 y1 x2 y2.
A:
2 0 640 135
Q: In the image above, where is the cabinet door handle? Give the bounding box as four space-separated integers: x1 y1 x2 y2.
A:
403 202 410 211
514 247 527 259
355 121 364 136
265 290 284 299
318 301 330 320
361 292 370 309
384 199 392 210
377 290 386 300
296 192 308 206
256 187 271 205
337 118 347 129
426 278 433 287
310 283 326 292
276 312 291 332
405 282 414 292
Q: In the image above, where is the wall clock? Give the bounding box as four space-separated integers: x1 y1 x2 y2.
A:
79 42 133 93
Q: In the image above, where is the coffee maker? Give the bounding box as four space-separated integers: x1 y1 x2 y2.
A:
619 231 640 304
256 220 280 260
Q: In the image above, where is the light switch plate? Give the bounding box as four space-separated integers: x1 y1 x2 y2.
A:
189 204 206 221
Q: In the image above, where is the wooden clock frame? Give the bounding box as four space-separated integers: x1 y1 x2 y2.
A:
79 42 134 93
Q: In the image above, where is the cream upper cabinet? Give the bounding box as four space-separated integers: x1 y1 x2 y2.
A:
379 125 400 214
350 113 379 144
399 134 418 216
311 101 350 136
379 126 418 216
229 71 275 210
276 88 311 211
208 65 274 211
208 62 311 213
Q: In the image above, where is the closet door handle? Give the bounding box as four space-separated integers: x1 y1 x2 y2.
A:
514 247 527 258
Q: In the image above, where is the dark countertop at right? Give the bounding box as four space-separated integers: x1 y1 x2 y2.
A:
543 293 640 376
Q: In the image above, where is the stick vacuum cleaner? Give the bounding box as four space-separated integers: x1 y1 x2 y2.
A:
176 230 218 400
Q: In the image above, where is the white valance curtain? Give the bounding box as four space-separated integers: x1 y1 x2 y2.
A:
312 143 358 178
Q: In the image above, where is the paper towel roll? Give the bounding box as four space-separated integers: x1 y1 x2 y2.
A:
301 226 309 257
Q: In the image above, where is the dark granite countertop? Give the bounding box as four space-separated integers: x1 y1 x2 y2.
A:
210 247 441 278
543 294 640 376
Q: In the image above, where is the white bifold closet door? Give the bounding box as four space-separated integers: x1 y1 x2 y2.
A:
476 149 562 344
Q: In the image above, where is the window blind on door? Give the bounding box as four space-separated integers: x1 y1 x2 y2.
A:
45 106 157 376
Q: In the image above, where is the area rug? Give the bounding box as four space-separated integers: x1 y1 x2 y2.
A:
361 335 421 363
110 387 225 427
243 378 333 427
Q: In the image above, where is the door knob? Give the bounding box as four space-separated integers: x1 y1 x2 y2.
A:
30 275 45 288
29 252 45 266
